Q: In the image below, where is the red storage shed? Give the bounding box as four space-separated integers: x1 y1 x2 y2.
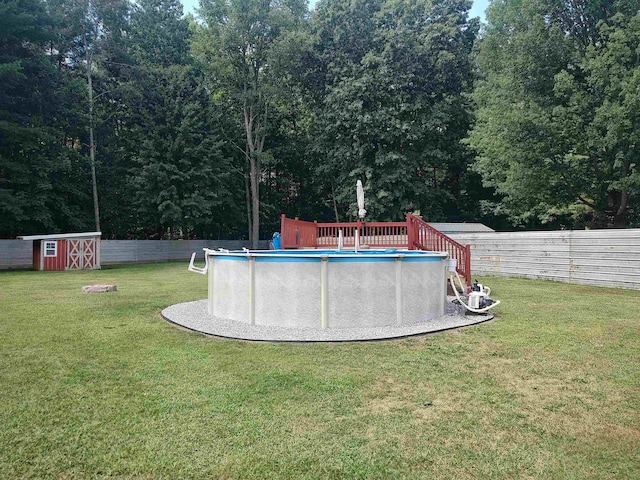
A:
18 232 101 271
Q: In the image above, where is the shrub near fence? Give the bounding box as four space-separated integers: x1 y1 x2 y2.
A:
0 240 268 270
450 229 640 290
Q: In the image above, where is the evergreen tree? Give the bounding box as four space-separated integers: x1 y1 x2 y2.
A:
126 66 234 238
129 0 190 67
123 0 238 239
0 0 92 237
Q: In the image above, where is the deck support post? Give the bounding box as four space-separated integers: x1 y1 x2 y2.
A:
406 214 415 250
465 244 472 286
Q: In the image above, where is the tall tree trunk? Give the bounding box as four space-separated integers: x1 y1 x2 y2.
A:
245 170 252 243
85 27 100 233
612 190 629 228
331 181 340 223
88 106 100 232
244 100 262 249
251 159 260 248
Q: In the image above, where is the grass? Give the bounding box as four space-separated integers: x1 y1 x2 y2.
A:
1 263 639 479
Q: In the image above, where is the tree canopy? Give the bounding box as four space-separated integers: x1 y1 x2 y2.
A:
1 0 639 239
309 0 479 222
468 0 640 228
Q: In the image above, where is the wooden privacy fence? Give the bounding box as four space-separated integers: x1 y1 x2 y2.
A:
0 240 32 269
101 240 268 264
449 229 640 290
0 239 267 269
280 214 472 284
5 230 639 289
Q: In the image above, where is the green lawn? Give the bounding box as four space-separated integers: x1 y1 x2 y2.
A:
1 263 639 479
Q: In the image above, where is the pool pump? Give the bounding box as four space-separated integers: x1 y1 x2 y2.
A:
468 280 494 310
447 260 500 314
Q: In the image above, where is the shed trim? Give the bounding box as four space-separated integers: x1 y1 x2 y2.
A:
18 232 102 241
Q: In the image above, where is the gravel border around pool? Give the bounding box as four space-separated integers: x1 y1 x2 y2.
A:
161 300 494 342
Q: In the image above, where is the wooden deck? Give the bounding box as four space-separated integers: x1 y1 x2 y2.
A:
281 214 472 284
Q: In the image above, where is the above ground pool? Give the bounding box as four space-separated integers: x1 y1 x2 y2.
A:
204 249 448 329
162 248 495 341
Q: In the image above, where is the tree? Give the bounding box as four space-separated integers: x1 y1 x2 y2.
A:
80 0 130 233
307 0 479 222
126 66 234 238
195 0 308 247
469 0 640 228
553 13 640 227
0 0 93 237
129 0 190 67
111 0 239 239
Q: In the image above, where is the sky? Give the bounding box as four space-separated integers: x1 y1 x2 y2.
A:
180 0 490 22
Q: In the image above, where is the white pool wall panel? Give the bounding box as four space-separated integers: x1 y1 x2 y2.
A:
207 250 447 330
254 260 321 328
212 258 251 323
401 260 446 324
327 261 397 328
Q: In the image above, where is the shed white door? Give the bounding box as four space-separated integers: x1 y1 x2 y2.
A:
67 239 96 270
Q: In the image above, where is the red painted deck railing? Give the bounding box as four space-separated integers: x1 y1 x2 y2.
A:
280 214 471 284
317 221 408 248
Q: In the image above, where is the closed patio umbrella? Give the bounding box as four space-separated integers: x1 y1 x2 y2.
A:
357 180 366 219
356 180 366 252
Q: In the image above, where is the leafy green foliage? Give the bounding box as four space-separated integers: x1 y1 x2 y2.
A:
0 0 92 237
126 66 235 239
3 0 640 238
307 0 479 222
129 0 190 67
469 0 640 228
195 0 308 244
100 0 237 239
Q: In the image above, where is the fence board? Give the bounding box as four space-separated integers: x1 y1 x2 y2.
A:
100 240 267 264
5 229 640 290
451 229 640 290
0 239 267 270
0 240 33 269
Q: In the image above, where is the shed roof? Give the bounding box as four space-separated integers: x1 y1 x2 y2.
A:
18 232 102 241
427 223 494 234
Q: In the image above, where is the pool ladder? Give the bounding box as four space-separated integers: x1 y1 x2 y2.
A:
188 252 209 275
